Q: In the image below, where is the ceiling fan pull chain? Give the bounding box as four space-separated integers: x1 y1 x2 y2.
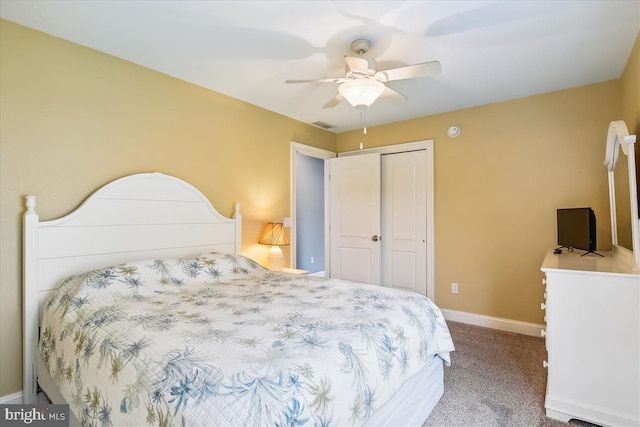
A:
360 110 367 150
361 109 367 134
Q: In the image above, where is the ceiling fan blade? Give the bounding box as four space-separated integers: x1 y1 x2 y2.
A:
376 61 442 82
322 94 344 109
345 56 370 75
380 85 407 101
285 78 344 84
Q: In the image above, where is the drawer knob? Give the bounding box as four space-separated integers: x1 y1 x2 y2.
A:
541 329 546 337
543 360 548 368
542 278 547 285
541 302 546 310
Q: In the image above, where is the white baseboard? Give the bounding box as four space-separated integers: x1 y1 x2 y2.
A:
0 391 22 404
442 309 545 338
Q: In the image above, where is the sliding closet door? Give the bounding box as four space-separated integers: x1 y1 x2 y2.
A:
328 153 381 285
381 150 427 295
328 144 431 297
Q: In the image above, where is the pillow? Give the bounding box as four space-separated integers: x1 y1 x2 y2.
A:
44 253 265 313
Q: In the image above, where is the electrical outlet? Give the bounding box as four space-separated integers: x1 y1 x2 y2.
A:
451 283 459 294
310 256 315 264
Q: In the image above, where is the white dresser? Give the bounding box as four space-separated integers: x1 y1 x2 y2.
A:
541 249 639 426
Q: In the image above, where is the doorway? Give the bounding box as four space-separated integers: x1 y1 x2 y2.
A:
290 143 335 275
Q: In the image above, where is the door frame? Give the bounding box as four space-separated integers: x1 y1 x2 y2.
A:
290 142 336 270
338 140 435 300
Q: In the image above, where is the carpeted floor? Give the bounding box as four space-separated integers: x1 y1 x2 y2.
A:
423 321 598 427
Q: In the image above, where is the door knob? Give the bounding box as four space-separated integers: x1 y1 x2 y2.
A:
371 235 379 242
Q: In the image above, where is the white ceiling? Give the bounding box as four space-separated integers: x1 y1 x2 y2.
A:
1 1 638 133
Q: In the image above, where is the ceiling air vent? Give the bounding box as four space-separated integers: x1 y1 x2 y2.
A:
312 121 334 130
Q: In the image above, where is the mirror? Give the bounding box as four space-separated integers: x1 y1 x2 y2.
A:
614 142 633 250
604 120 640 271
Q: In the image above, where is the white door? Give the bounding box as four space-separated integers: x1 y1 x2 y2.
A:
328 153 381 285
381 151 427 295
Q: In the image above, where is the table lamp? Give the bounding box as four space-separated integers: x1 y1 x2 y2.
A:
258 222 289 271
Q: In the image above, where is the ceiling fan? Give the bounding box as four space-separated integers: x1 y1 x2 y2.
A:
286 39 442 110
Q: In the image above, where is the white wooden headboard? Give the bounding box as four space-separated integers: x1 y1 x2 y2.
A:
22 172 241 403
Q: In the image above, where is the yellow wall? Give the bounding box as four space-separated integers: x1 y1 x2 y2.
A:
1 19 637 398
620 32 640 206
621 32 640 135
0 20 334 396
337 80 621 324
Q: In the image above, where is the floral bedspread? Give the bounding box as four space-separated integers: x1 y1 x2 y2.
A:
40 253 454 426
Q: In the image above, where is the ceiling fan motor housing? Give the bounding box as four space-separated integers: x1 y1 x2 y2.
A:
351 39 371 55
345 58 377 79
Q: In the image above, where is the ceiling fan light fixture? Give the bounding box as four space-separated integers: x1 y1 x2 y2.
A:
338 79 385 110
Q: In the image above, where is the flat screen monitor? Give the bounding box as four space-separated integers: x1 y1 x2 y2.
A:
556 207 597 253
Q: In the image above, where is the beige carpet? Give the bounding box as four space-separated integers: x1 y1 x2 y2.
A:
423 321 598 427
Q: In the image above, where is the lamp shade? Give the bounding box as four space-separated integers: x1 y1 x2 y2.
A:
258 222 289 246
338 79 385 110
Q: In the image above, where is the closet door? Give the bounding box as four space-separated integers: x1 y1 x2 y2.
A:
328 153 381 285
381 151 427 295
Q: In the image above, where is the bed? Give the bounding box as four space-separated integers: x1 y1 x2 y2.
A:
23 172 454 426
